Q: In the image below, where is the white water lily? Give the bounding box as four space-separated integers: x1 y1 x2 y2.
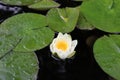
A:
50 32 78 59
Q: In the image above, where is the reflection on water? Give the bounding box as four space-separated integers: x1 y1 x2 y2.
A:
0 3 22 23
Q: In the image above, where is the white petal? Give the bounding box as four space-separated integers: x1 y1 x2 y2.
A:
57 51 67 59
50 38 57 53
50 43 54 53
57 32 63 38
64 33 72 40
63 34 72 51
67 51 75 58
50 43 53 51
69 40 78 54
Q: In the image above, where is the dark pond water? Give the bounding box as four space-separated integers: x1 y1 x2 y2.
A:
36 28 112 80
0 0 115 80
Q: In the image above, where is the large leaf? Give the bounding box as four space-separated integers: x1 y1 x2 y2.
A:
0 51 38 80
0 31 21 58
47 7 79 33
81 0 120 32
29 0 60 10
0 13 54 52
14 27 54 52
77 10 94 30
94 35 120 80
1 0 41 5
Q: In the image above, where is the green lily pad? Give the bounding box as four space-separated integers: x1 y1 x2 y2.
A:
1 0 41 5
29 0 60 10
14 27 54 52
81 0 120 32
47 7 79 33
94 35 120 80
0 51 38 80
0 13 54 52
0 31 21 58
77 10 94 30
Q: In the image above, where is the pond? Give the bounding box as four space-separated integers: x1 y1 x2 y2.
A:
0 0 117 80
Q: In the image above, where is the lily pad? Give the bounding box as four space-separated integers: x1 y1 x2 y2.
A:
0 51 38 80
81 0 120 32
14 27 54 52
1 0 41 5
0 13 54 52
29 0 60 10
94 35 120 80
0 31 21 58
77 10 94 30
47 7 79 33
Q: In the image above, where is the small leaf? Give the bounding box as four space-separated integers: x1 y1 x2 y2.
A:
29 0 60 10
47 7 79 33
1 0 41 5
0 13 54 52
81 0 120 32
94 35 120 80
0 51 38 80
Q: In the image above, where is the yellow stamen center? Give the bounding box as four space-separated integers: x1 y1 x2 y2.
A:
56 40 68 51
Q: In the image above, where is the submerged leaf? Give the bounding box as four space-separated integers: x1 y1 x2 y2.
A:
94 35 120 80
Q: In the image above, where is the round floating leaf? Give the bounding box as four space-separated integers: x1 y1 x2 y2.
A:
0 31 21 58
14 27 54 52
29 0 60 10
0 51 38 80
94 35 120 80
0 13 54 52
1 0 41 5
47 7 79 33
81 0 120 32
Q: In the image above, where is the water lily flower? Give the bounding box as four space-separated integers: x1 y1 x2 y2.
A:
50 32 78 59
